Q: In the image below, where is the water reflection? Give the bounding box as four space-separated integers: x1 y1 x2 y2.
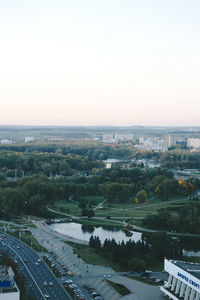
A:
81 225 95 234
50 222 142 244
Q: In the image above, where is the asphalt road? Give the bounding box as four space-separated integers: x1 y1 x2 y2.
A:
0 231 71 300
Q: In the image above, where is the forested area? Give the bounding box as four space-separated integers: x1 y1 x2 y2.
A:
0 145 200 225
0 150 104 177
143 201 200 234
0 142 132 160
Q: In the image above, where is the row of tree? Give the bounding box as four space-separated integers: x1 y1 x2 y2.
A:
89 232 182 271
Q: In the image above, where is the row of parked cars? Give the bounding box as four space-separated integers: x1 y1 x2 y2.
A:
83 284 103 300
45 251 103 300
64 280 87 300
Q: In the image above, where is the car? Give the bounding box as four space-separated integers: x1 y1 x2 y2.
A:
49 282 53 286
38 259 42 263
69 284 76 291
78 296 87 300
78 295 87 300
44 294 50 299
43 282 48 286
120 273 127 276
82 284 88 289
35 262 39 266
103 274 111 278
65 279 73 284
94 297 101 300
17 246 20 250
23 259 28 263
91 292 100 298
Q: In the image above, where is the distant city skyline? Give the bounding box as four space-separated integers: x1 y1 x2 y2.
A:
1 0 200 126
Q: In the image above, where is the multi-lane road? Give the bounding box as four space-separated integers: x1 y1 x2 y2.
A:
0 231 71 300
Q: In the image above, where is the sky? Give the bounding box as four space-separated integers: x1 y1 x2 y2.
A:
0 0 200 126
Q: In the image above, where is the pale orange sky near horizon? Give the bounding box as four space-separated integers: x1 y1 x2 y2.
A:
1 0 200 126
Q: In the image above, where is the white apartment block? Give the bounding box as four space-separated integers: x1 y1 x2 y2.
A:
187 138 200 149
114 134 133 142
158 139 168 152
161 259 200 300
0 139 13 145
137 137 168 152
103 134 115 143
24 136 35 143
167 135 177 148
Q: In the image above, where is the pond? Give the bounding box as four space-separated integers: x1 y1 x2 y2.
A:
50 222 142 244
50 222 200 257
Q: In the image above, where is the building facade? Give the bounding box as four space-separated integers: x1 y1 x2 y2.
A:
161 259 200 300
0 266 20 300
187 138 200 149
167 135 177 148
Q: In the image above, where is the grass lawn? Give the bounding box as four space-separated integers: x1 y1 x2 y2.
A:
96 196 188 220
8 230 47 253
52 196 105 217
63 284 76 299
127 219 143 227
51 194 188 218
105 280 131 296
80 195 104 204
73 218 122 228
11 217 37 228
182 256 200 263
65 241 123 271
29 215 45 221
50 200 82 216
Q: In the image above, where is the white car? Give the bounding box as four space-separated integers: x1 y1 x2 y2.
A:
65 279 73 284
103 274 111 278
45 294 50 299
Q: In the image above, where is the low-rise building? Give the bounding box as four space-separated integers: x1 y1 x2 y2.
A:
0 139 12 145
24 136 35 143
161 258 200 300
0 266 20 300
